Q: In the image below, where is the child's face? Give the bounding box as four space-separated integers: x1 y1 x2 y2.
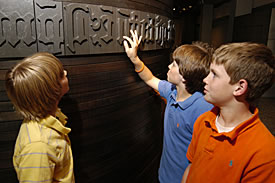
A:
167 61 183 85
60 70 69 97
203 63 236 106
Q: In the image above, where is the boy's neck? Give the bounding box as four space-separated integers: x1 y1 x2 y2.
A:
50 102 59 117
218 102 253 128
176 84 192 102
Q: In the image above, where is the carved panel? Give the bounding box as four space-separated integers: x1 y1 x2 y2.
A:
0 0 174 58
0 0 36 58
139 12 156 51
63 3 91 55
90 5 117 54
116 8 131 52
35 0 64 55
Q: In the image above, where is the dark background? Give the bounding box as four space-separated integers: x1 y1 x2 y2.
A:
0 0 274 182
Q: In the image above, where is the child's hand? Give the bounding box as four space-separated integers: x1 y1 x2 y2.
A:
123 30 142 63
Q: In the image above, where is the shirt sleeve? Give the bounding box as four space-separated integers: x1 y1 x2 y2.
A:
14 142 57 182
241 160 275 183
158 80 174 100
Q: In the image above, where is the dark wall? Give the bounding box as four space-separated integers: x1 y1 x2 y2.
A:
233 4 273 44
61 50 169 182
0 0 173 182
211 16 229 47
208 1 274 48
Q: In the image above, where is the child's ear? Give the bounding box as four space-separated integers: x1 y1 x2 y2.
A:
181 76 186 83
233 79 248 96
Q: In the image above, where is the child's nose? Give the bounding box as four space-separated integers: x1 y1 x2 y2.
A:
168 63 172 69
203 73 210 83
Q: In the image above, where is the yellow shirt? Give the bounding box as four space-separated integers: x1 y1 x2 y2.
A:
13 109 75 183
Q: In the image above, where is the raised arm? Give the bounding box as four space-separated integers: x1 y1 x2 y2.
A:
123 30 160 91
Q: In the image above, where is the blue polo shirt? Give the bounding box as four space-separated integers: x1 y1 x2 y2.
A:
158 80 213 183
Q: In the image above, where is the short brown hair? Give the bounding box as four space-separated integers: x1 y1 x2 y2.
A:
173 42 213 94
5 52 65 121
213 42 275 103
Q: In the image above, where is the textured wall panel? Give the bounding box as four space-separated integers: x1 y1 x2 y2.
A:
63 2 91 55
0 0 174 58
54 0 173 18
35 0 65 55
63 2 174 55
138 11 156 50
0 0 36 58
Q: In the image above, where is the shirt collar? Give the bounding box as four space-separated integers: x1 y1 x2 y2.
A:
40 108 71 135
205 106 260 140
171 91 204 110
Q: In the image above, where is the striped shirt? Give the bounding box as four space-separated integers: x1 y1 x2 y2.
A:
13 109 75 183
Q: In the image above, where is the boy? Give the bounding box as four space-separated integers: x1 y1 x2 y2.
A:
5 52 75 183
182 42 275 183
123 30 213 183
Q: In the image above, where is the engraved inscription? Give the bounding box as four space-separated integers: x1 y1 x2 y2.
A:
64 3 90 54
88 5 116 53
35 0 64 55
117 9 130 46
0 0 36 58
0 0 174 58
1 12 35 47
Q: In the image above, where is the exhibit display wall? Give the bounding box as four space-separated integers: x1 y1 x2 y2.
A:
0 0 174 182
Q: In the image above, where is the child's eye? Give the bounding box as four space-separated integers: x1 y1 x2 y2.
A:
213 72 216 78
211 71 216 78
173 61 178 67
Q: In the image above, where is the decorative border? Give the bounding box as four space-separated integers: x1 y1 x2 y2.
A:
0 0 174 58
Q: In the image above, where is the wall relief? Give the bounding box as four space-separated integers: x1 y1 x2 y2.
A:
0 0 174 58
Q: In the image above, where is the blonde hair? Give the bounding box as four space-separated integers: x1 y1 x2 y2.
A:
5 52 64 121
213 42 275 103
173 42 213 94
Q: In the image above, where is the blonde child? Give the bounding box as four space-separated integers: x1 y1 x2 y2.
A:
5 52 74 183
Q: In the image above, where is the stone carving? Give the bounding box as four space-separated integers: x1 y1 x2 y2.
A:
0 0 36 58
0 0 174 58
35 0 64 55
